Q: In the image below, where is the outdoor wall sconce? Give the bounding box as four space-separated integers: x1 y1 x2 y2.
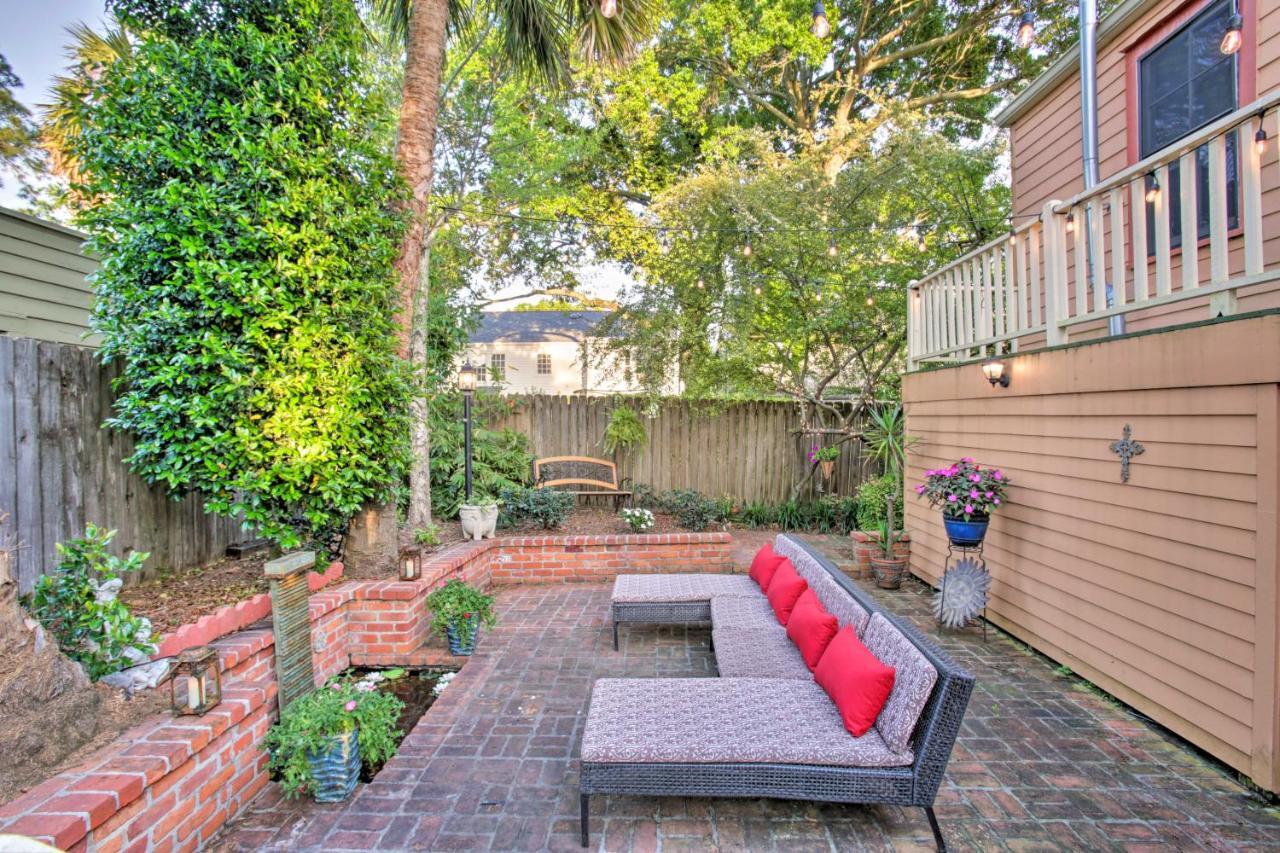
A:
982 358 1010 388
171 646 221 716
399 545 423 582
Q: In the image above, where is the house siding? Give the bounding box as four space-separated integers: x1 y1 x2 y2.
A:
903 312 1280 793
1007 0 1280 342
0 207 97 347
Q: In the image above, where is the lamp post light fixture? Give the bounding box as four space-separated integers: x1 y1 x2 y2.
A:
458 361 477 502
982 357 1010 388
170 646 221 716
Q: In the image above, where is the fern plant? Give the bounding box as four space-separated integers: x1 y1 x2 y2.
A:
602 405 646 456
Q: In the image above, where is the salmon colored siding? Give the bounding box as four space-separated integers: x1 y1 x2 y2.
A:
1008 0 1280 341
903 312 1280 793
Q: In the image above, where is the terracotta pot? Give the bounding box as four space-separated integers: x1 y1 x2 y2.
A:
819 459 836 480
870 554 909 590
851 531 910 581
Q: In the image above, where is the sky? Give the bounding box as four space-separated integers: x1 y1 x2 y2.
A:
1 0 109 208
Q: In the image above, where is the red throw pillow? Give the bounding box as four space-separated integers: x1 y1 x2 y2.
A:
786 589 839 671
765 560 808 625
748 544 786 590
814 627 897 737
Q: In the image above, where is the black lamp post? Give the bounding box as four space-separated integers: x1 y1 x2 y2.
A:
458 361 477 502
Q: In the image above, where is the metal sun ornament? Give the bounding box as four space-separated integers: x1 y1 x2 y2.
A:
934 558 990 629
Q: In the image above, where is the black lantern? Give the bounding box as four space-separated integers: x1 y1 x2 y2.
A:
170 646 221 715
399 545 423 582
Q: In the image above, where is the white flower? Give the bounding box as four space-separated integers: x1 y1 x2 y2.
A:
432 671 456 696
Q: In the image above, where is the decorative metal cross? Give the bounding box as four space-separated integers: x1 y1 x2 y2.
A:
1109 424 1144 483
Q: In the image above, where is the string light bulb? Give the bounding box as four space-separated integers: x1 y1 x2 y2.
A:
1220 8 1243 55
1016 9 1035 49
1008 229 1017 245
1065 213 1075 232
742 235 753 257
754 285 763 296
600 0 618 19
1256 123 1269 156
696 277 705 289
1144 172 1160 203
865 296 874 307
810 1 831 38
827 235 838 257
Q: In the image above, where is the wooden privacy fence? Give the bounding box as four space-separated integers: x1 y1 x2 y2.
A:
0 336 243 593
490 395 878 504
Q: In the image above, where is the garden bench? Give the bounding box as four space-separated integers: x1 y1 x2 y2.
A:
580 534 975 851
532 455 633 509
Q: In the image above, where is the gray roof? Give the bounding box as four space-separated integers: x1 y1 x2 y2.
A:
470 310 612 344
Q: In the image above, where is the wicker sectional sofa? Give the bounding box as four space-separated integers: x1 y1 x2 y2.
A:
579 534 975 851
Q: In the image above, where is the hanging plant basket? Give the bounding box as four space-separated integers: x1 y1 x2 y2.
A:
943 513 989 548
306 728 360 803
819 459 836 480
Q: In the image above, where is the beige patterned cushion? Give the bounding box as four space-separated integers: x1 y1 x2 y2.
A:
713 627 809 680
773 536 871 635
611 573 760 603
710 594 777 630
863 613 938 754
582 677 914 767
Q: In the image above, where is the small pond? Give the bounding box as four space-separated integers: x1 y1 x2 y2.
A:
351 666 459 780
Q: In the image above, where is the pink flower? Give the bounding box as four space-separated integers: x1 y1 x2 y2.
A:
985 491 994 498
993 471 1002 481
915 484 926 494
970 473 981 483
993 498 1001 505
969 489 980 498
964 504 975 514
345 700 357 712
329 683 341 690
961 457 974 463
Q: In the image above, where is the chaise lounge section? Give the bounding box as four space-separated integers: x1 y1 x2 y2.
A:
581 534 974 851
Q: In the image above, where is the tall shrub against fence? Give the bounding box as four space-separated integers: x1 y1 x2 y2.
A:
0 336 242 593
490 395 877 503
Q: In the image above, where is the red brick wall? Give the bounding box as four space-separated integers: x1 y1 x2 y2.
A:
0 532 732 850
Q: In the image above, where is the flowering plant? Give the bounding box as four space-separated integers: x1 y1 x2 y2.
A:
262 674 404 799
621 507 656 532
915 457 1009 520
808 445 840 464
425 579 497 648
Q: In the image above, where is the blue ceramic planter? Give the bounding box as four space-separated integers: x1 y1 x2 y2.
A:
943 513 989 548
307 727 360 803
446 616 480 655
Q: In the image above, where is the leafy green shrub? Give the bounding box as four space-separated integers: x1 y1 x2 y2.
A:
737 501 776 528
653 489 726 531
412 524 441 546
632 482 660 509
77 0 410 551
856 474 903 531
497 486 575 530
429 393 534 518
425 579 498 648
26 525 155 680
262 675 404 799
602 405 646 456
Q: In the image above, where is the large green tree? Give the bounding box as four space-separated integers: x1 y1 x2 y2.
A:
80 0 411 551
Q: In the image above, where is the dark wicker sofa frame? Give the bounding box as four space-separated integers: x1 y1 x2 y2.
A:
583 535 975 851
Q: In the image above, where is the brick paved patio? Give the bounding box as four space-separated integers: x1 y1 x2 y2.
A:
212 536 1280 851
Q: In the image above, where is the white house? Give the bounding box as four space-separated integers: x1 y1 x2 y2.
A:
462 310 674 395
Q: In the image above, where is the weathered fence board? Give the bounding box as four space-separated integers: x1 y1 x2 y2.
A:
0 335 243 593
489 395 878 504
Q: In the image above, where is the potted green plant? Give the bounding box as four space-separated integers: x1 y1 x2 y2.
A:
459 494 500 541
916 458 1009 547
426 579 497 655
808 444 840 481
870 509 910 589
262 677 404 802
860 406 914 586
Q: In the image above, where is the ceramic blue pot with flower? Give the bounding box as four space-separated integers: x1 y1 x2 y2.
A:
446 614 480 655
943 513 989 547
916 457 1009 548
306 727 360 802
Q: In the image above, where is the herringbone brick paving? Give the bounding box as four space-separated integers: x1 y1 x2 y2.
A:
213 534 1280 851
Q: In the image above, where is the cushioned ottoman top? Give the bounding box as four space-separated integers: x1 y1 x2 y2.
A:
710 594 779 630
611 573 760 603
582 677 913 767
713 627 809 680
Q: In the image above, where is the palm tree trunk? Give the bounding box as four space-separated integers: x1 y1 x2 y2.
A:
395 0 451 531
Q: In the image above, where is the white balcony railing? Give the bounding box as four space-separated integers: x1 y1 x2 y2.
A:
908 90 1280 369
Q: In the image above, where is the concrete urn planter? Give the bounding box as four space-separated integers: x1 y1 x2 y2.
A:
459 504 498 541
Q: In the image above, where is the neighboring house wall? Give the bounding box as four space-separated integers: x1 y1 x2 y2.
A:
0 207 98 346
467 340 587 395
903 312 1280 794
1001 0 1280 339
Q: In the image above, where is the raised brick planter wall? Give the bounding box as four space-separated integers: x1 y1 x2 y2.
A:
0 532 731 850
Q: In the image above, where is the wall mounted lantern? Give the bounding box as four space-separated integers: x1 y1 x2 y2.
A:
982 357 1010 388
171 646 221 716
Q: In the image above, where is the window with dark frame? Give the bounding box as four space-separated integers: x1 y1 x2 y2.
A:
1138 0 1240 251
537 353 552 374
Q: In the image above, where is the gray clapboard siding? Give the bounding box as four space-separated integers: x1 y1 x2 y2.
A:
0 206 98 347
0 335 243 594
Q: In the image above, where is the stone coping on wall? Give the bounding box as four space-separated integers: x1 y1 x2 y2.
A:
0 531 733 850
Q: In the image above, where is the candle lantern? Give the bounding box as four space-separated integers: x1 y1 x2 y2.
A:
399 545 423 582
170 646 221 716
